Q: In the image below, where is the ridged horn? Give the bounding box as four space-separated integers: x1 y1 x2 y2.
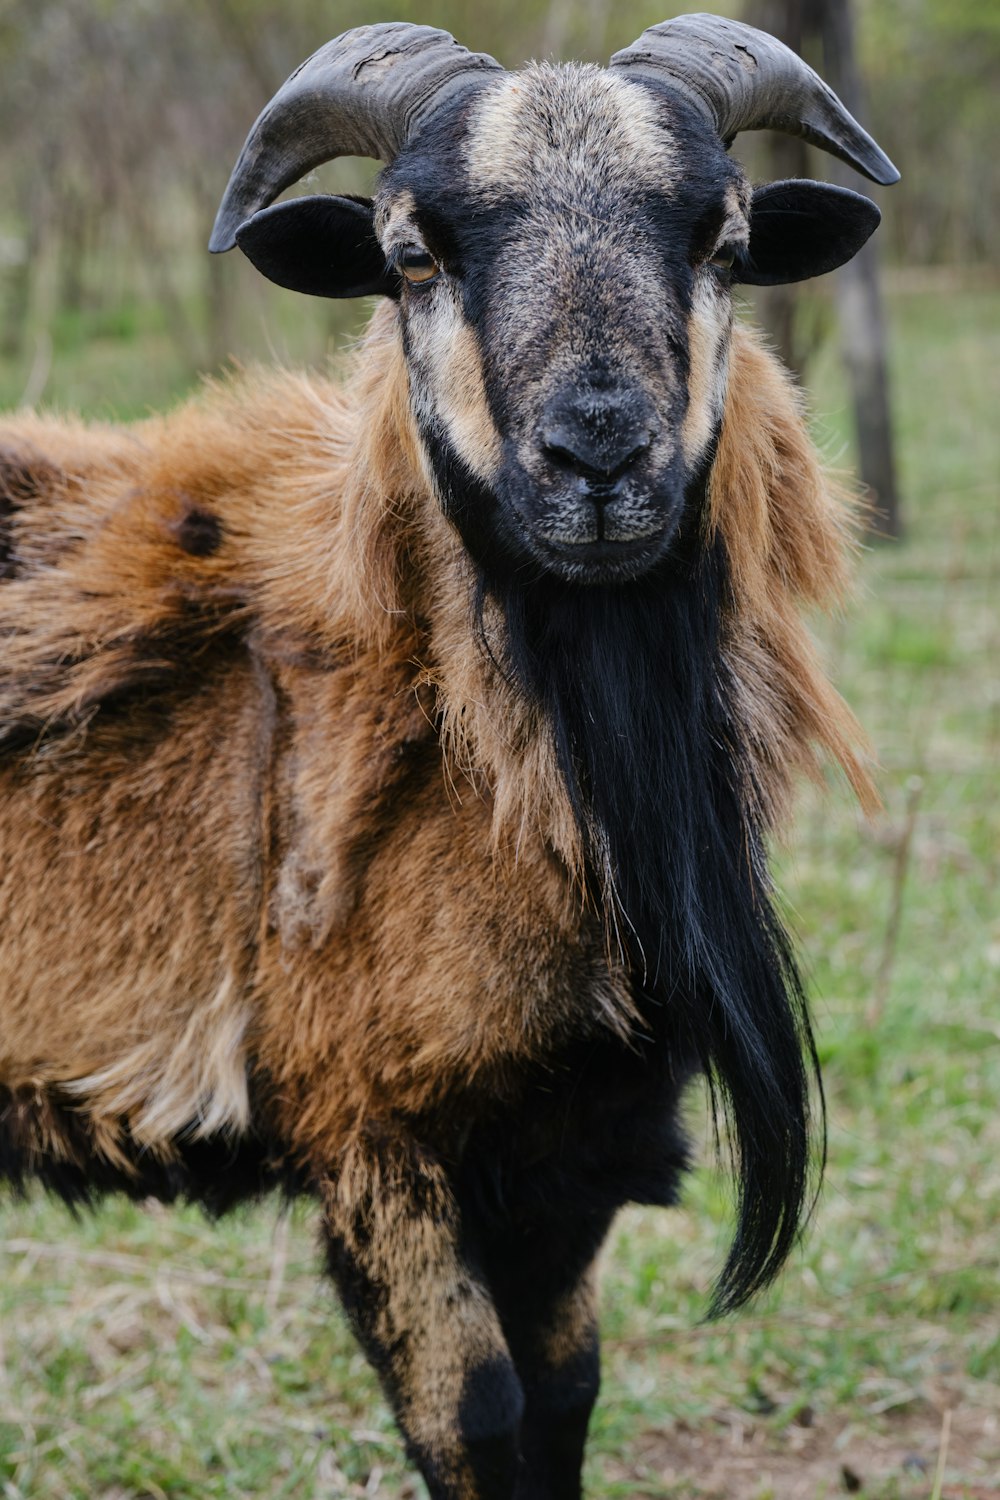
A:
610 13 899 186
210 22 503 253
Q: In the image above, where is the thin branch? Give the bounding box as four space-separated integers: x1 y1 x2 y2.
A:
867 774 923 1028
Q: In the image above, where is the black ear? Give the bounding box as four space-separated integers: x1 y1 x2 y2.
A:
736 179 882 286
234 194 399 300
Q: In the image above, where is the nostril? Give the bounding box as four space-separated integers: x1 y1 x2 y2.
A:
607 431 654 481
541 433 591 477
540 424 654 484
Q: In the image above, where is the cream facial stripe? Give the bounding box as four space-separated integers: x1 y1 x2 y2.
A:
465 65 680 202
376 188 418 249
378 192 503 483
693 168 749 453
412 287 503 481
681 276 733 465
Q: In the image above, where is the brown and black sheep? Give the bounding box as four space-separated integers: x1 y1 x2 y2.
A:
0 17 896 1499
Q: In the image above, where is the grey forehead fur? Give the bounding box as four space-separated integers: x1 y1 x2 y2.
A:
461 63 686 203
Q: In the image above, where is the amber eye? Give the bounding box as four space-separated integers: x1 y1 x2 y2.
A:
399 246 440 285
708 243 737 274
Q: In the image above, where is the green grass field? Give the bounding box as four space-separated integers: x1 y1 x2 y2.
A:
0 284 997 1499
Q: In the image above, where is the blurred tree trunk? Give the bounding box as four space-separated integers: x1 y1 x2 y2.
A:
816 0 902 538
745 0 810 377
58 188 96 316
544 0 573 57
130 199 205 372
1 187 38 360
746 0 901 537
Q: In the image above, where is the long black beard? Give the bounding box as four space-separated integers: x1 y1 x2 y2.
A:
479 526 823 1316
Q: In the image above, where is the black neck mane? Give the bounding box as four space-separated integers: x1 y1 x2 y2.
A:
480 528 822 1315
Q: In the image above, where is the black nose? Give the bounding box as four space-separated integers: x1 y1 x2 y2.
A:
540 390 658 485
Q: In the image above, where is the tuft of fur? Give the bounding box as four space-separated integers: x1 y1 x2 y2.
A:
709 326 876 824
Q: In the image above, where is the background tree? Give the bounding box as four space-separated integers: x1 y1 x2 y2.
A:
818 0 901 537
745 0 901 535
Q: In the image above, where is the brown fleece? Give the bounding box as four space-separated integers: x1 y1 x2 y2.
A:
0 308 869 1173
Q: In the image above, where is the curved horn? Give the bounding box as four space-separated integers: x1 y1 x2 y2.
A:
610 13 899 186
210 23 503 253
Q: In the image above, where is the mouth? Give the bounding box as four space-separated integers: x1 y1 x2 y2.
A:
508 483 682 584
433 448 687 590
519 526 675 585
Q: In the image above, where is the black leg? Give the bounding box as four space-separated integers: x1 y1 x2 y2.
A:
470 1196 613 1500
322 1133 524 1500
512 1271 602 1500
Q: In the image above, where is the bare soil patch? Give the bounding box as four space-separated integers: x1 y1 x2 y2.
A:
602 1401 1000 1498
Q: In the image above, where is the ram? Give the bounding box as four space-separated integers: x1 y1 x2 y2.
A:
0 15 896 1500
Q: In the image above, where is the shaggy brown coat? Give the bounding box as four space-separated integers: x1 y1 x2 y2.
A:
0 305 871 1174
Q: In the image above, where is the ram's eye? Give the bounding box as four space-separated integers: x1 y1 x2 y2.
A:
399 247 440 285
708 243 737 274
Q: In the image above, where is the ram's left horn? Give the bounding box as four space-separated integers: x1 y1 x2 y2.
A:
210 22 503 252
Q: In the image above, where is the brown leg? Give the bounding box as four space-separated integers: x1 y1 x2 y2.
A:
322 1133 524 1500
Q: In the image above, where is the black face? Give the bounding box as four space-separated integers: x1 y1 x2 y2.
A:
376 66 747 586
234 63 882 586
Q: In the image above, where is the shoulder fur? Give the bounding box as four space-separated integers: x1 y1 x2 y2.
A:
0 323 408 750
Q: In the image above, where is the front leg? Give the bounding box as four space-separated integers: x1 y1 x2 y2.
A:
475 1207 609 1500
458 1032 690 1500
514 1269 602 1500
322 1132 524 1500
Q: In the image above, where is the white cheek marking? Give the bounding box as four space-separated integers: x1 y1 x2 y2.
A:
377 194 501 483
412 286 502 482
727 177 753 222
681 279 732 465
